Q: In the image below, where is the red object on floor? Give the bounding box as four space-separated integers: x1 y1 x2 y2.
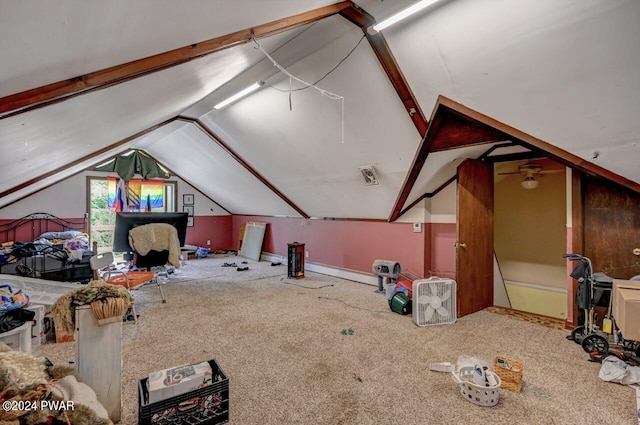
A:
106 271 155 289
396 279 413 298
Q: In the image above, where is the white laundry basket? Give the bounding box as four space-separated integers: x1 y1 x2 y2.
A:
452 366 501 407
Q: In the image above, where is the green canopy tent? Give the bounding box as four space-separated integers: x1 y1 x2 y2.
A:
95 150 169 181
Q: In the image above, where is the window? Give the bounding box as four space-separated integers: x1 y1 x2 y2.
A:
87 177 177 254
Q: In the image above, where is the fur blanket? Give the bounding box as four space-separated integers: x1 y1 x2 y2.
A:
51 280 133 334
128 223 181 268
0 344 112 425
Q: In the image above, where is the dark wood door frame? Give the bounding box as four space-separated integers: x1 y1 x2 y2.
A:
568 170 583 329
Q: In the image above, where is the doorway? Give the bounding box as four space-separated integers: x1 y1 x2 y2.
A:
455 158 567 319
493 159 567 319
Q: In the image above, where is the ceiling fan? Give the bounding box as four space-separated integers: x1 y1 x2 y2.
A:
498 163 563 189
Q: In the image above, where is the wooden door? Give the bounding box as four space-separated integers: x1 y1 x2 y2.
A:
456 159 494 317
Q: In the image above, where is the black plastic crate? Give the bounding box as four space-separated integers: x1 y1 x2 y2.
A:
139 359 229 425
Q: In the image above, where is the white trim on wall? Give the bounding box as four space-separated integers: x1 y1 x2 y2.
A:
261 252 378 286
504 279 567 294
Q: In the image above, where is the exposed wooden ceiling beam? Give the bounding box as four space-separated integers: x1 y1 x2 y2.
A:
387 113 509 218
427 107 508 152
340 7 428 137
395 174 457 221
437 96 640 194
176 116 309 219
0 117 234 213
390 96 640 221
1 1 426 221
0 2 354 119
0 117 185 208
388 103 445 222
0 117 179 203
339 6 431 223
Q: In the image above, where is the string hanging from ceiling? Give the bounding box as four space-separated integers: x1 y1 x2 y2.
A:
253 37 357 144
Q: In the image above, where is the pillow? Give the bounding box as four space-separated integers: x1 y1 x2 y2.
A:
37 230 81 240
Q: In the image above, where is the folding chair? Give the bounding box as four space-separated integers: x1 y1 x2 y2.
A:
89 252 166 324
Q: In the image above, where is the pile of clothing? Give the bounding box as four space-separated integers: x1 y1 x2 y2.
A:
0 285 33 335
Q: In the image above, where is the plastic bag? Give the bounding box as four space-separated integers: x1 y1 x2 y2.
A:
599 355 640 385
456 355 490 372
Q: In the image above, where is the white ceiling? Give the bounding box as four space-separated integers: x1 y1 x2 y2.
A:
1 0 638 218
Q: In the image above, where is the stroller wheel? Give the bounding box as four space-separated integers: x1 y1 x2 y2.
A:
570 325 586 344
581 334 609 355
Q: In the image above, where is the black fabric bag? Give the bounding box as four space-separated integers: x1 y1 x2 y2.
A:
0 308 35 333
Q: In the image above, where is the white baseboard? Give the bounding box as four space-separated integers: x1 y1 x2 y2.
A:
260 252 378 286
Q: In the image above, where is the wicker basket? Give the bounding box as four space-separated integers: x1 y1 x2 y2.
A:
493 356 523 393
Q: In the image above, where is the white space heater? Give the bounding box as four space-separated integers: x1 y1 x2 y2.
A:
413 277 457 326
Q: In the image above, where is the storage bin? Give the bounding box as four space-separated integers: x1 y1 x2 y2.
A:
25 304 45 346
139 359 229 425
0 322 32 353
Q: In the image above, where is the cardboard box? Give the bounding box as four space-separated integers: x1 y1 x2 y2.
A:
147 361 213 404
43 313 75 343
613 279 640 341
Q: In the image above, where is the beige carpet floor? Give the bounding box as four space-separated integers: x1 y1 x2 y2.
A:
34 255 637 424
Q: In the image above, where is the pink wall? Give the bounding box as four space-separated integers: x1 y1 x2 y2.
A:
1 212 454 285
186 215 233 250
0 217 86 244
430 223 457 279
232 215 430 277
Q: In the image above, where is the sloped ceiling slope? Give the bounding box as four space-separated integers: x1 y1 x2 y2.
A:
0 0 342 96
385 0 640 192
134 124 302 216
0 1 350 208
195 27 420 219
1 0 639 220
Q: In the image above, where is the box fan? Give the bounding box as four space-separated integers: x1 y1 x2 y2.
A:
413 277 457 326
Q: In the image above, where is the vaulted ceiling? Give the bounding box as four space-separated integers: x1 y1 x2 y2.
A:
1 0 639 220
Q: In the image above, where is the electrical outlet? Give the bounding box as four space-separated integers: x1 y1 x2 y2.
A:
206 240 211 245
305 251 309 258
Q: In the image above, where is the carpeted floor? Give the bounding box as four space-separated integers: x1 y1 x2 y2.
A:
34 256 637 424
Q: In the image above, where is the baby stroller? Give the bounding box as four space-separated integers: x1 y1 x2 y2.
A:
565 253 640 357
